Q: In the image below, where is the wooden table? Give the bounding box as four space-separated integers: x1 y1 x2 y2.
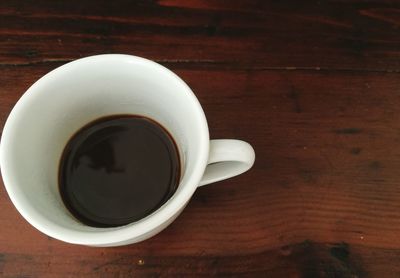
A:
1 1 400 277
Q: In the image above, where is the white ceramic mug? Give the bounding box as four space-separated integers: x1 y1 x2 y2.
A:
0 54 255 246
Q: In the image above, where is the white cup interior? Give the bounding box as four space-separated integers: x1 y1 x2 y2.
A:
0 55 209 245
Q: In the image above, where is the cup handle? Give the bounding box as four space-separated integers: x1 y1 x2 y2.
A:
198 139 255 187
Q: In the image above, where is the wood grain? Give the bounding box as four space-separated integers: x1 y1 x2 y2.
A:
1 0 400 71
1 0 400 277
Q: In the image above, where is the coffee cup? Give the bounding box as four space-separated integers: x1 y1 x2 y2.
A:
0 54 255 246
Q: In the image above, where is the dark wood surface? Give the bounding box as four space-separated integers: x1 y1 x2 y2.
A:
1 1 400 277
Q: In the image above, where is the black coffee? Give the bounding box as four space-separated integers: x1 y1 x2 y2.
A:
59 115 180 227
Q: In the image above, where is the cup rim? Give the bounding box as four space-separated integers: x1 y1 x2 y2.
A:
0 54 210 245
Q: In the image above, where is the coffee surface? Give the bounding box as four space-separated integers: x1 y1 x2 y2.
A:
59 115 180 227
